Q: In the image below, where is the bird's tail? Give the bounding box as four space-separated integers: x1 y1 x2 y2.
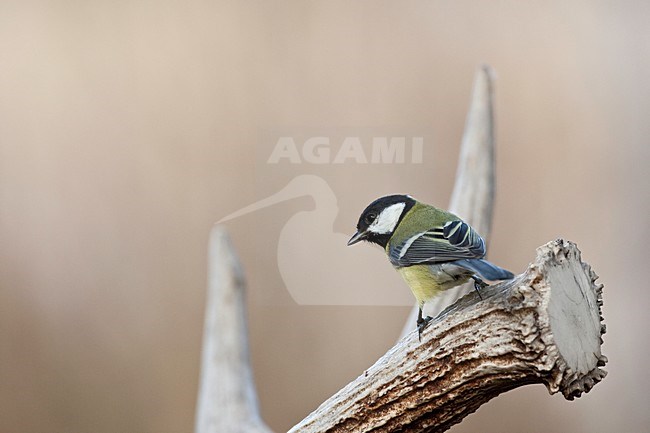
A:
454 259 514 281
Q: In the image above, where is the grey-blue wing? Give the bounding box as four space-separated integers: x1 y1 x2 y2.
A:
453 259 514 280
389 220 486 267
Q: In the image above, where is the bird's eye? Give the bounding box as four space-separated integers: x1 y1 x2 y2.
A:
365 213 377 224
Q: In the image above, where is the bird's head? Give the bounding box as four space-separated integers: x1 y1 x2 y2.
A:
348 195 416 248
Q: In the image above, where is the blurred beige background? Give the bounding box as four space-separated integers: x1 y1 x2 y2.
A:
1 1 649 432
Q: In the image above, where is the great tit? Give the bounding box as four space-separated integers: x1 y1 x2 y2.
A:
348 194 514 338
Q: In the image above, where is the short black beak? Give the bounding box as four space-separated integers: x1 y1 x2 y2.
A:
347 230 366 246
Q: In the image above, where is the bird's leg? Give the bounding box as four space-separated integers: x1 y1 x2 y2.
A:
471 275 488 300
416 307 433 342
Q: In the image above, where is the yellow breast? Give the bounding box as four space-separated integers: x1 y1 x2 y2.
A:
397 264 471 307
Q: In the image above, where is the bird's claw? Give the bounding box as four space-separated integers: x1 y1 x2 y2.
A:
471 276 488 300
417 315 433 341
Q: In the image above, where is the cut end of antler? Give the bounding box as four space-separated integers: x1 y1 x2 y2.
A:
525 239 608 400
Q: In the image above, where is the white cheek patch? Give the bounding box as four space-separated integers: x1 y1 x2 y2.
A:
369 202 406 234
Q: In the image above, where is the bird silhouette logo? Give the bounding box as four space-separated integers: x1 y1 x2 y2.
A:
218 174 412 305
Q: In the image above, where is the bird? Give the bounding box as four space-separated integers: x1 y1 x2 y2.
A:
347 194 514 339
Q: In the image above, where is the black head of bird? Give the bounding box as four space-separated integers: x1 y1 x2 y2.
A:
347 194 416 248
